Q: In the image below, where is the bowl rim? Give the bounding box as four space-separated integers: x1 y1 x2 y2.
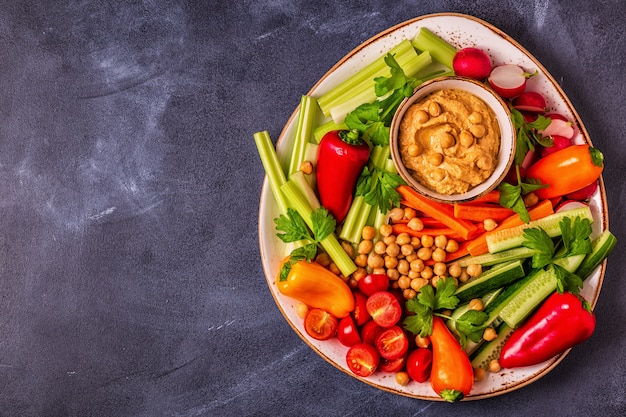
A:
390 75 516 204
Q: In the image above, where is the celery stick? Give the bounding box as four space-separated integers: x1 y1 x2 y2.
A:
254 131 290 215
288 95 319 177
281 180 357 277
339 196 372 244
290 170 320 210
317 40 417 116
313 119 348 143
411 27 457 69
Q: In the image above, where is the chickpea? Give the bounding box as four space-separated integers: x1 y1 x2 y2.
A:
448 262 462 278
372 267 386 275
410 258 425 273
431 275 442 287
299 160 313 175
383 235 396 246
395 371 410 386
483 327 498 342
430 168 446 182
403 288 417 300
470 123 486 138
417 247 432 261
421 235 434 248
476 155 493 171
468 111 483 124
524 192 539 207
352 267 367 282
439 132 456 148
361 225 376 241
398 275 411 290
411 236 422 249
386 242 401 258
433 262 447 277
296 303 309 319
358 239 373 255
408 270 420 279
379 223 393 237
407 217 424 231
393 232 408 246
431 247 447 263
403 207 417 220
483 218 498 232
458 269 470 284
341 241 355 258
329 263 340 275
385 255 399 270
428 102 442 117
434 235 448 249
354 253 368 267
397 259 410 275
474 367 487 382
459 130 475 147
414 109 429 123
315 252 331 267
387 268 400 281
415 335 431 348
374 240 387 255
405 253 418 263
466 264 483 278
488 359 501 373
445 239 459 253
367 253 385 269
469 298 484 311
400 244 414 257
428 152 444 166
410 277 429 291
388 207 405 222
420 266 434 280
407 143 421 157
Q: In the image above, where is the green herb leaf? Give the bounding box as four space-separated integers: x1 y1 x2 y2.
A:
403 278 459 337
455 310 489 345
553 264 584 295
363 169 405 213
522 227 555 269
432 277 460 310
310 207 336 242
403 298 433 337
275 208 313 243
560 216 593 257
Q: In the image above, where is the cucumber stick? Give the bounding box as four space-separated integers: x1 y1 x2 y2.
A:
454 260 526 302
498 254 585 329
456 247 536 268
486 206 593 253
470 322 514 370
577 229 617 279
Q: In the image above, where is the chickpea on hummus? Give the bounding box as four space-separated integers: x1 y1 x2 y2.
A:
398 89 501 195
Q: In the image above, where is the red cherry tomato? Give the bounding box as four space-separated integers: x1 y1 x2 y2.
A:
406 348 433 383
366 291 402 328
379 354 407 373
357 274 389 296
360 320 384 345
303 308 338 341
375 325 409 360
346 343 380 377
337 316 362 347
352 291 371 326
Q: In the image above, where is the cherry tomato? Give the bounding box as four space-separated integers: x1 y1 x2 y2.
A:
375 325 409 360
346 343 380 377
406 348 433 383
303 308 338 341
379 354 407 373
360 320 384 345
357 273 389 296
337 316 362 347
352 291 371 326
366 291 402 328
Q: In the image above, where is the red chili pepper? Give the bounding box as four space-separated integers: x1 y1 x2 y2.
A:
315 130 370 222
525 144 604 200
499 291 596 369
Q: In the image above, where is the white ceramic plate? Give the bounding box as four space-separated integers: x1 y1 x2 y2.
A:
258 13 609 400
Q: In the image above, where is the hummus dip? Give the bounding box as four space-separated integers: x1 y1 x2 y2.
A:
398 89 501 195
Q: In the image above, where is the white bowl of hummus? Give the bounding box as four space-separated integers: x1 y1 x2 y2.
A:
390 76 515 203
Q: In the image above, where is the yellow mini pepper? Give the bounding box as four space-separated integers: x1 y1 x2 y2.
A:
277 257 355 318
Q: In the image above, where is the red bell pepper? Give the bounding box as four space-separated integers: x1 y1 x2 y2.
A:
315 130 370 222
499 291 596 368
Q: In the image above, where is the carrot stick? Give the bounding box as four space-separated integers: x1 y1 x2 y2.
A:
392 223 465 240
462 189 501 205
397 186 478 240
466 199 554 256
453 203 515 222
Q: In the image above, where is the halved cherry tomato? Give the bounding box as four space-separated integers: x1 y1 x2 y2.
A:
360 320 384 345
346 343 380 377
357 273 389 296
375 325 409 360
337 316 362 347
406 348 433 383
379 354 407 373
352 291 371 326
303 308 338 341
366 291 402 328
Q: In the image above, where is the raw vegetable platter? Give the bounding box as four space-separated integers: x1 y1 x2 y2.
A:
257 13 610 400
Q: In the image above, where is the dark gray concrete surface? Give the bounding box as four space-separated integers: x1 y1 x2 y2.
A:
0 1 624 416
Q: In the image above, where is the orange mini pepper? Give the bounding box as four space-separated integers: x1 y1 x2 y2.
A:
277 258 355 318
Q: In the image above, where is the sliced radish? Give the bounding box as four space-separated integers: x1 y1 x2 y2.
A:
539 114 575 139
453 47 492 80
556 200 589 212
513 91 547 113
488 64 535 98
521 148 537 170
566 181 598 201
540 135 572 157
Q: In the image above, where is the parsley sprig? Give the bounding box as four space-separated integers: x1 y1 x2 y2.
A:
522 216 593 294
498 165 546 223
403 278 459 337
274 207 336 280
510 108 552 166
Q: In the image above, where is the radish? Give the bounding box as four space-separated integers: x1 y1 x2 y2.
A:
488 64 535 98
566 181 598 201
540 135 572 157
539 113 575 139
513 91 547 113
556 200 589 212
452 47 492 80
